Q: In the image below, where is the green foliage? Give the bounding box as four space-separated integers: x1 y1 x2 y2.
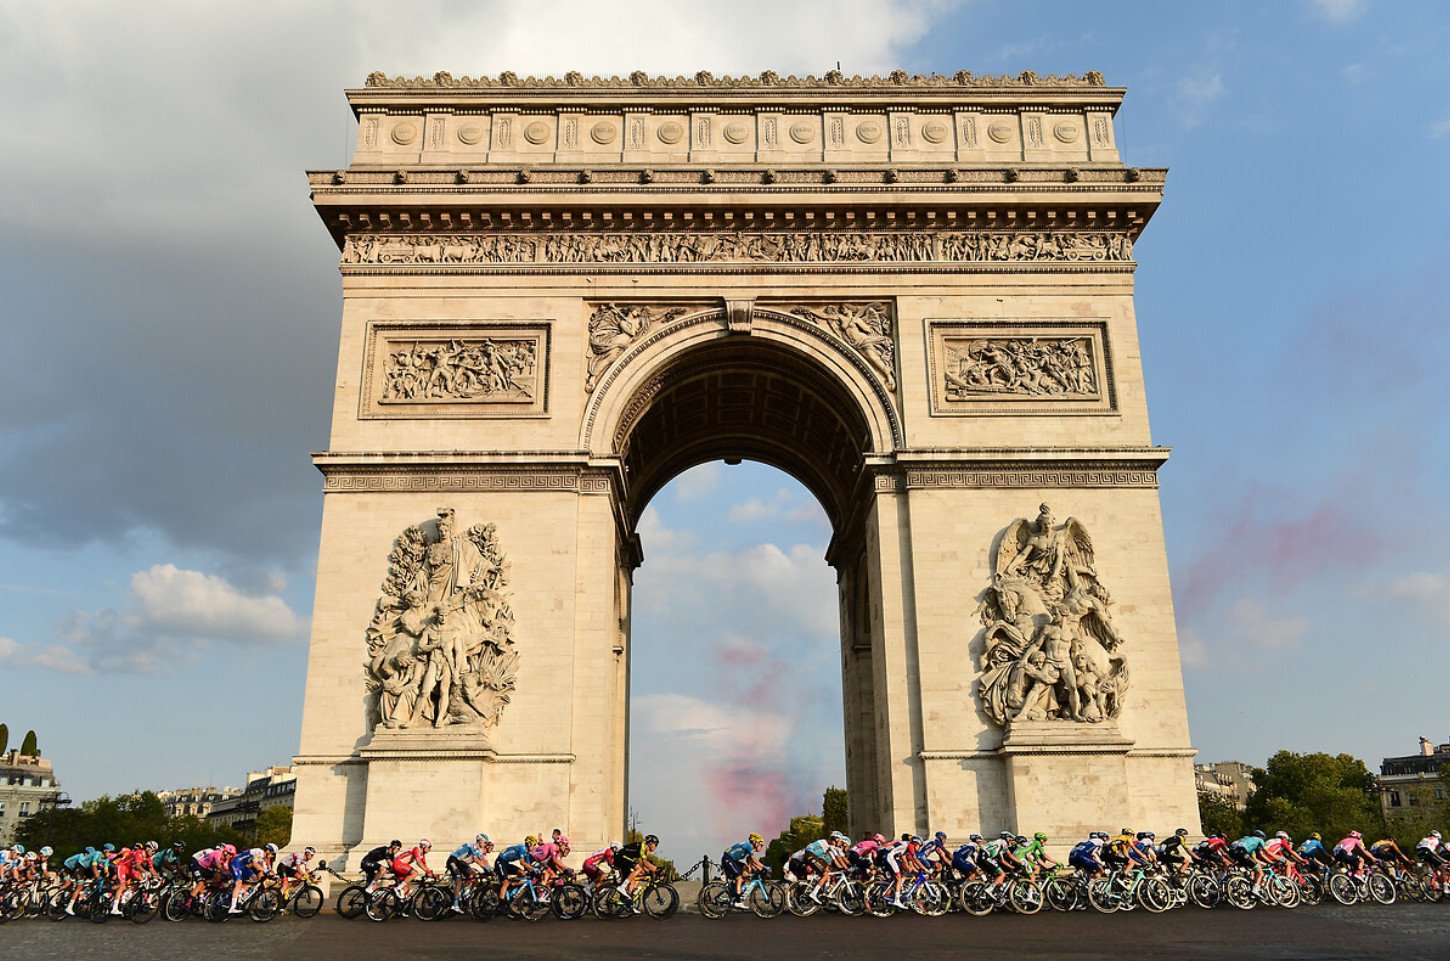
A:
0 723 8 754
625 826 675 876
253 806 293 849
16 791 241 855
1197 790 1242 839
823 786 848 837
763 815 825 875
1242 751 1385 842
19 729 37 757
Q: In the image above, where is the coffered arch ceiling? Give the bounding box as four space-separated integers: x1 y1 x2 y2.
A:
616 337 874 533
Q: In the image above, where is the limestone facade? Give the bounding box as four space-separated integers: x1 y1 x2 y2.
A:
292 70 1199 862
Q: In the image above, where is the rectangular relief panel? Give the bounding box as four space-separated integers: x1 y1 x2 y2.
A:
926 320 1115 416
361 322 550 419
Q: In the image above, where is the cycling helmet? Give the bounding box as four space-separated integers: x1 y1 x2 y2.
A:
969 833 984 842
476 833 491 846
1310 833 1321 841
84 846 96 855
418 839 432 850
644 835 659 846
1120 828 1132 836
265 843 279 855
221 844 237 856
935 831 948 841
1253 830 1266 839
25 852 37 861
1275 831 1289 841
1434 831 1444 840
12 845 23 855
1135 832 1148 840
1000 831 1015 840
832 832 850 844
303 846 316 856
1385 836 1397 844
748 833 764 847
1175 828 1189 837
524 835 539 848
390 839 402 848
1034 832 1047 842
555 835 571 848
1349 831 1362 840
909 835 923 845
1211 832 1225 840
1014 835 1028 845
901 833 911 842
147 841 159 851
872 833 886 845
1144 832 1156 840
103 843 116 853
40 846 53 857
172 841 185 850
610 841 622 852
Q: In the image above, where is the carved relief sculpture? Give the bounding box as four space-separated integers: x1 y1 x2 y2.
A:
343 230 1133 268
975 504 1128 726
365 509 520 733
585 304 689 391
382 337 538 403
944 336 1096 399
791 303 897 391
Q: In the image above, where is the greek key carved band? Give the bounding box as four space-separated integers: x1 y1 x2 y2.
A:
322 470 614 493
873 468 1158 491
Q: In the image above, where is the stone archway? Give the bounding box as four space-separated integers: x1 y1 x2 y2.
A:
291 70 1201 862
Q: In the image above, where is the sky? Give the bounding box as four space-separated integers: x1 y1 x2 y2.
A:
1 0 1448 859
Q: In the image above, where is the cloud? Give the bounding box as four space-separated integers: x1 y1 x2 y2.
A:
1178 627 1208 670
671 463 723 503
1386 571 1450 622
1226 598 1308 650
1430 117 1450 139
726 487 830 528
23 564 311 673
0 0 954 571
1175 71 1226 127
1306 0 1366 22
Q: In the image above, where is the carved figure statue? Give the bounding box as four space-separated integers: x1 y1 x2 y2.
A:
974 504 1129 727
795 304 897 391
944 336 1099 400
585 304 688 391
382 337 537 403
364 508 521 735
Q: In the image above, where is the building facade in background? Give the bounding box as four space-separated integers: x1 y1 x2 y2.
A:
1194 760 1255 810
206 766 295 834
0 750 63 846
158 785 241 820
1380 737 1450 818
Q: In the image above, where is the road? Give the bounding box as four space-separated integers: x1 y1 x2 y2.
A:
2 903 1449 961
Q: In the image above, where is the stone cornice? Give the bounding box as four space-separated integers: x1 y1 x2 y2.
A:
362 69 1110 91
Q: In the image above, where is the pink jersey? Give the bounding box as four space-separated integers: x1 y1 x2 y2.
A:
530 842 559 863
851 839 880 857
1335 836 1364 854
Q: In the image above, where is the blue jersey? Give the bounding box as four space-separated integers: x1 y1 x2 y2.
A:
1233 836 1266 855
1298 839 1327 860
918 838 946 860
1071 840 1100 860
952 842 980 861
497 843 529 864
451 843 481 861
724 841 753 863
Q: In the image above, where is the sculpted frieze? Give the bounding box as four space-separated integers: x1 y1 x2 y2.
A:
785 303 897 392
341 231 1133 268
382 337 538 403
366 509 519 734
364 69 1107 89
976 505 1129 727
945 336 1097 399
585 304 694 391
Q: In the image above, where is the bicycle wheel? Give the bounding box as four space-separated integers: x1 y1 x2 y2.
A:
89 897 112 923
1187 873 1219 909
1087 878 1119 913
336 885 368 920
1367 873 1396 905
960 881 996 916
128 894 158 924
642 882 678 919
1268 876 1299 909
835 880 866 916
46 890 70 922
1327 872 1359 905
787 882 822 917
696 881 733 920
365 889 397 922
162 891 190 922
592 885 629 920
510 889 550 922
1223 876 1255 910
917 882 951 917
1046 877 1080 912
1009 879 1044 915
413 886 451 922
1297 875 1323 907
249 889 282 922
292 884 324 918
865 880 897 917
747 881 786 918
551 883 588 920
1136 877 1171 913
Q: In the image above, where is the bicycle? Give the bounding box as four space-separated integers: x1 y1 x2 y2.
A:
276 862 326 918
698 866 785 919
592 865 681 920
1327 863 1396 906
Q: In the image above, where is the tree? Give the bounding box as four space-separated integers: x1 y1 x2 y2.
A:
763 815 825 875
16 791 241 854
19 729 37 757
1242 751 1385 842
0 723 8 754
823 786 849 837
253 806 293 849
1197 789 1242 839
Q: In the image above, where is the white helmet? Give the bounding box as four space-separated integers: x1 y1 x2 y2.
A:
476 833 491 846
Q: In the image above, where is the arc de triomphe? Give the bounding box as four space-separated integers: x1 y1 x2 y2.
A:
292 69 1200 859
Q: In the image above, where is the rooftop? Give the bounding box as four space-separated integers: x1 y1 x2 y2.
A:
362 69 1108 90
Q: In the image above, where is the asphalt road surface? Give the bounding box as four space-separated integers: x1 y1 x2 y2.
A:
3 904 1449 961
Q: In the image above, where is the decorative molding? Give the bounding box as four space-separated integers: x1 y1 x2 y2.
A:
363 69 1109 90
361 322 550 419
724 299 756 335
926 320 1115 416
341 230 1133 269
872 463 1160 491
323 469 586 492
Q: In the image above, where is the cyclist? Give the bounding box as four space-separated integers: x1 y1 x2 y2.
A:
1228 830 1273 888
1159 829 1191 875
721 833 766 907
1014 832 1059 879
883 834 928 909
447 835 491 912
917 831 952 874
1370 835 1412 873
582 842 618 888
276 845 317 900
360 839 402 892
495 836 537 907
1069 832 1107 879
1104 828 1136 871
849 833 885 880
1130 832 1158 868
391 839 434 904
150 841 186 880
111 841 151 915
1333 831 1376 872
978 833 1019 900
187 844 230 901
530 834 572 886
614 834 661 897
1265 831 1303 867
33 846 55 884
1417 831 1449 893
1297 833 1332 870
801 833 850 902
952 834 985 881
227 845 272 915
1194 829 1229 869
